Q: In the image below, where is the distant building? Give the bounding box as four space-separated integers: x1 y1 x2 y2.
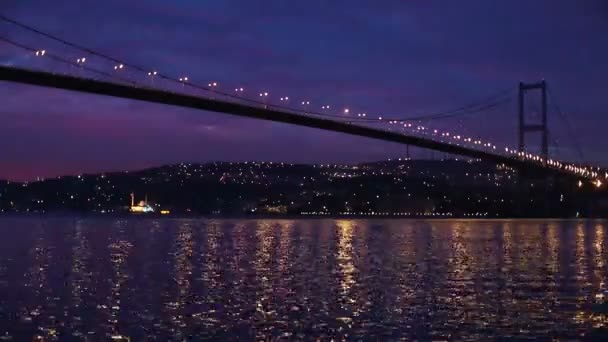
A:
130 193 154 213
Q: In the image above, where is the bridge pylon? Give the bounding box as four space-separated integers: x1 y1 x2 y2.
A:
518 81 549 163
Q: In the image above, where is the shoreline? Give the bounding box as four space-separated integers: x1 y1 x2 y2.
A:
0 213 604 220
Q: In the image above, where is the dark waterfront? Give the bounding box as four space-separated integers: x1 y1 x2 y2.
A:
0 218 607 340
3 160 607 218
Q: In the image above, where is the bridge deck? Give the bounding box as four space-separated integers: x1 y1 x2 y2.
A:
0 65 568 176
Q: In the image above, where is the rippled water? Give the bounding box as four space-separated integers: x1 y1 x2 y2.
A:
0 218 607 340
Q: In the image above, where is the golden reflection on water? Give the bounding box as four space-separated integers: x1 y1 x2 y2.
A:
574 221 608 330
449 221 477 333
231 222 248 268
544 222 559 321
25 226 56 340
336 220 356 294
69 221 90 337
229 221 249 313
253 220 273 319
502 221 513 274
199 219 221 329
574 223 589 326
546 223 559 275
395 221 416 318
169 221 193 334
498 221 515 324
251 220 280 339
595 224 606 298
335 220 358 331
277 221 292 276
104 221 132 339
592 223 608 328
451 221 471 283
575 223 588 283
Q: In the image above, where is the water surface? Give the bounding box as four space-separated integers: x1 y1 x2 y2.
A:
0 218 607 340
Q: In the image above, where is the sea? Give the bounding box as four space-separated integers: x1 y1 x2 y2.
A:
0 217 607 340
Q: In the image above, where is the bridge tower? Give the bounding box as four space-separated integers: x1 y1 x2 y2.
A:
518 81 549 163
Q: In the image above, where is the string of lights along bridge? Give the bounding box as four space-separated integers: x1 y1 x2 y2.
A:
0 14 605 186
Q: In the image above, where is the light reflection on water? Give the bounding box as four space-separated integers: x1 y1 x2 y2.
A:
0 218 607 340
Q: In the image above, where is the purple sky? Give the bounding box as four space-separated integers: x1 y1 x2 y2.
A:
1 0 607 181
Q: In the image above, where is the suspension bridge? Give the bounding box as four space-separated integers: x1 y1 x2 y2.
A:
0 15 606 186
